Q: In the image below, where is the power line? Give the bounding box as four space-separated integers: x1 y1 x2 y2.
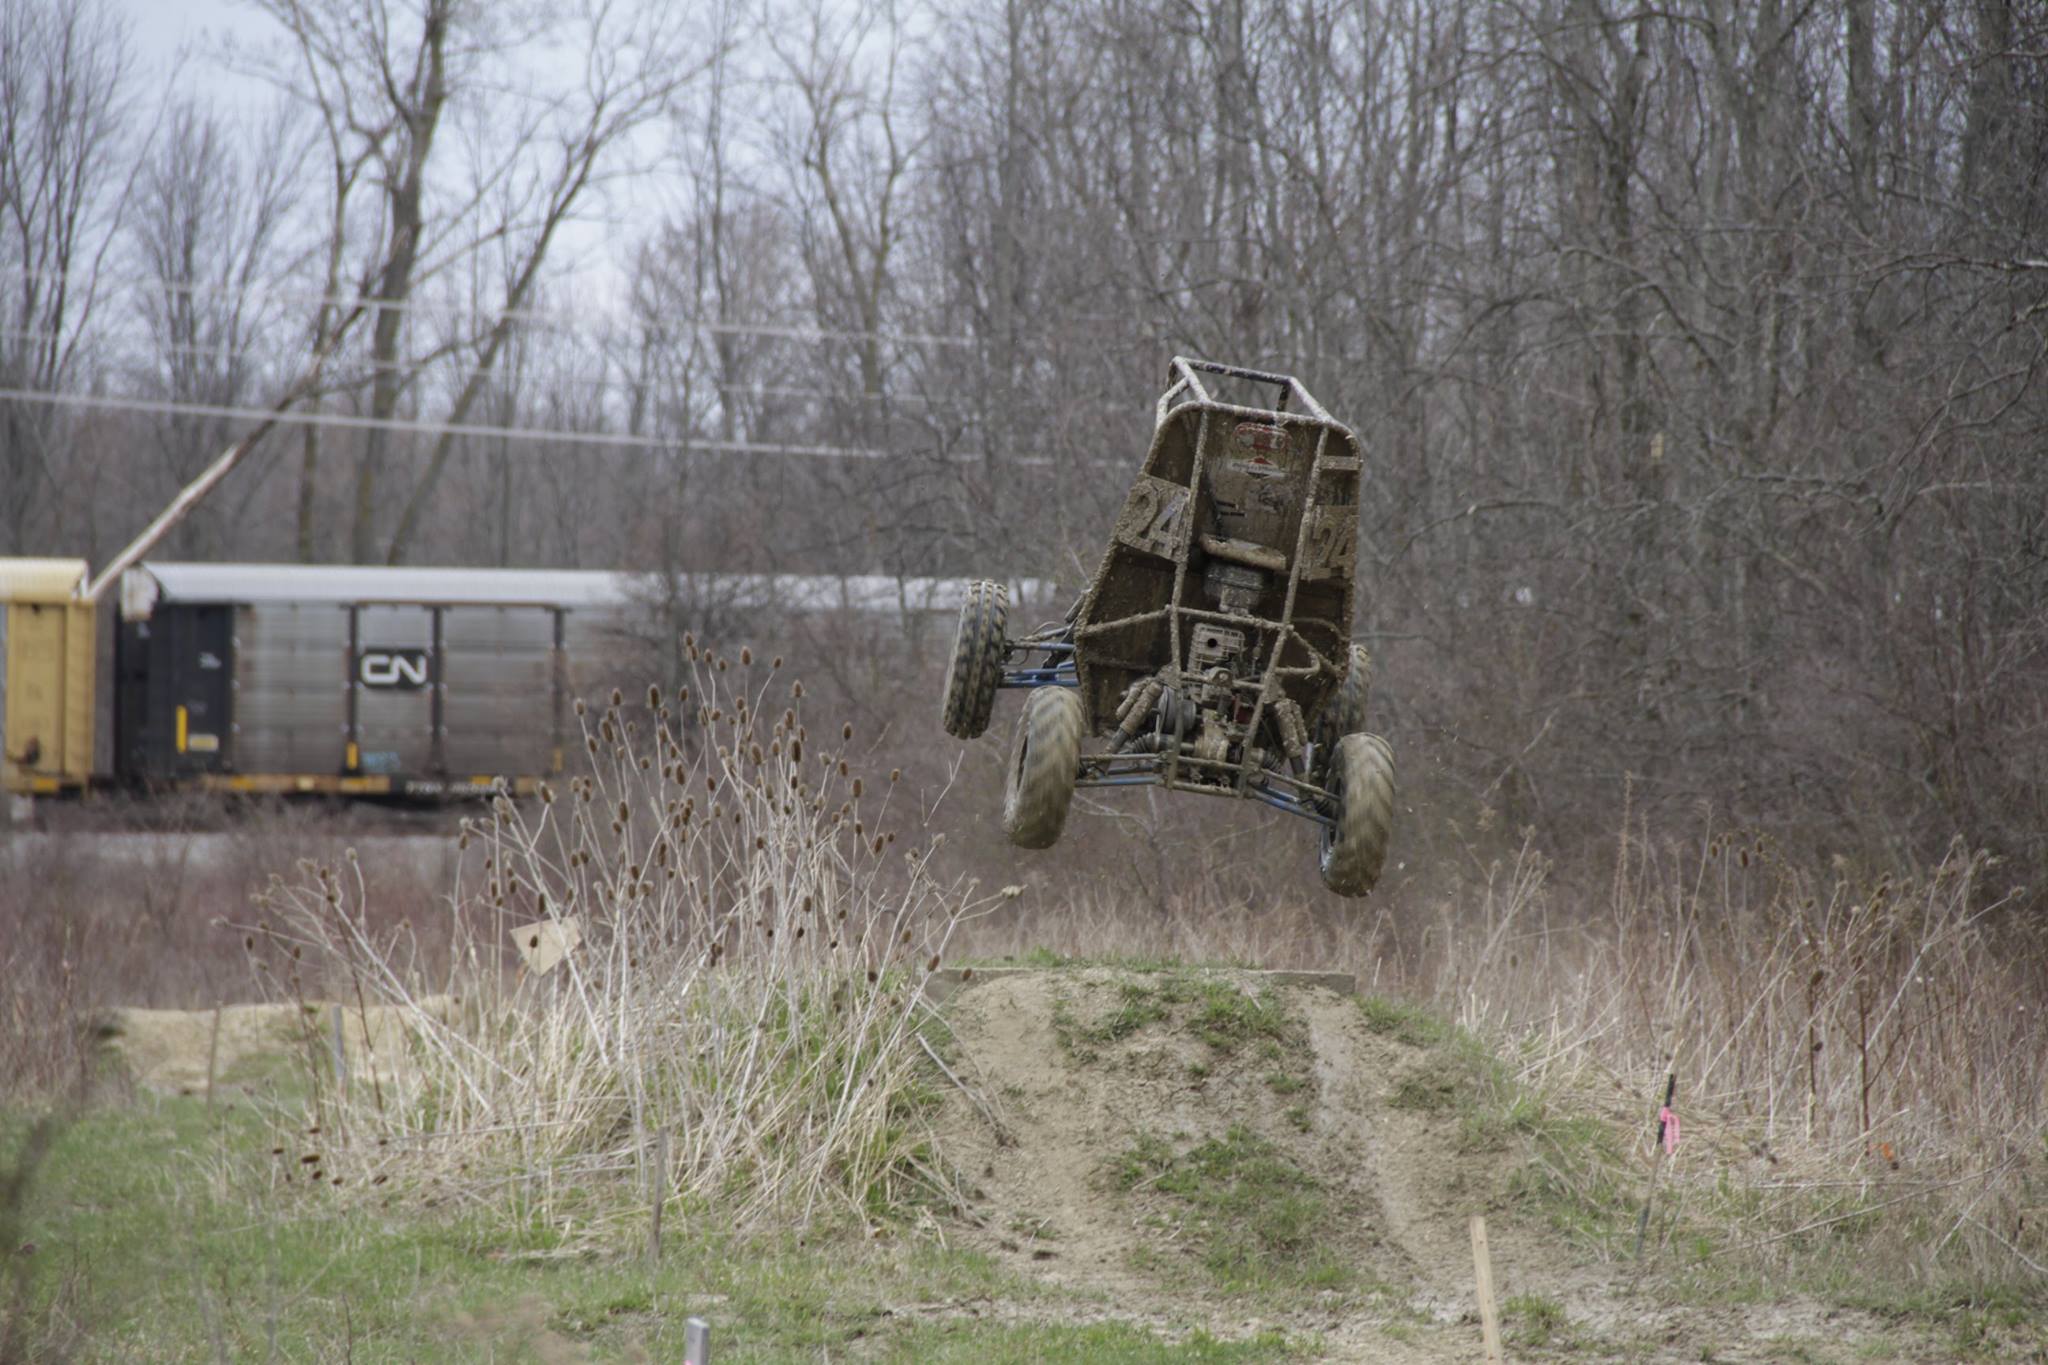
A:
0 326 954 407
0 386 1057 464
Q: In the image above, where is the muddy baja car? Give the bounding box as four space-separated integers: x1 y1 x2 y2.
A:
941 357 1395 896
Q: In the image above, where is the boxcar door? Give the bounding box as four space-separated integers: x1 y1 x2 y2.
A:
353 605 436 776
440 605 556 779
233 602 348 778
4 601 75 783
158 604 234 775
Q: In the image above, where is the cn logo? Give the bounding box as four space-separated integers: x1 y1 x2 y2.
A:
358 648 431 690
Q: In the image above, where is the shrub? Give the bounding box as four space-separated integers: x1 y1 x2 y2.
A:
243 643 994 1234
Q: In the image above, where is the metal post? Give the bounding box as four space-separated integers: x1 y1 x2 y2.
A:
429 605 446 775
329 1004 348 1097
648 1128 668 1266
205 1001 223 1110
683 1316 711 1364
345 605 361 772
550 608 565 774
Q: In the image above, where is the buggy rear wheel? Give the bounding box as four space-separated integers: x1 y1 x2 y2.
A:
1318 732 1395 897
1002 686 1084 849
941 579 1008 738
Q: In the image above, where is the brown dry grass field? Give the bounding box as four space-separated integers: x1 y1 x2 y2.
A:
3 644 2044 1362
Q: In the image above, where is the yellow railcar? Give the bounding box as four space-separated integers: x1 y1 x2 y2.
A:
0 558 96 795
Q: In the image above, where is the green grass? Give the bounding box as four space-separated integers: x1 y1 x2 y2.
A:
1052 971 1301 1067
1360 996 1644 1258
1387 1072 1455 1113
1093 983 1175 1044
25 971 2042 1361
1363 1003 2047 1355
1108 1126 1349 1295
1360 993 1641 1246
0 1097 1296 1362
1355 994 1451 1049
872 1322 1300 1361
961 950 1226 974
1672 1253 2047 1358
1503 1292 1568 1348
1181 981 1292 1053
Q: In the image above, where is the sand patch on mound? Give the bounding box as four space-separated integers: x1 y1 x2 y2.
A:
92 996 454 1094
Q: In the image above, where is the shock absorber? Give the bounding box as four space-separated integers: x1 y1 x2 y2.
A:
1110 677 1165 753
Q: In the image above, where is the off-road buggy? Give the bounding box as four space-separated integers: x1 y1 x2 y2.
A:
941 357 1395 896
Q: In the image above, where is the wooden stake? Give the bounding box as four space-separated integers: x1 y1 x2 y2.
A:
1470 1214 1504 1365
1634 1048 1681 1262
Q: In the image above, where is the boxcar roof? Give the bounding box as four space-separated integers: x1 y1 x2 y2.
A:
123 562 1049 619
132 562 637 611
0 557 90 603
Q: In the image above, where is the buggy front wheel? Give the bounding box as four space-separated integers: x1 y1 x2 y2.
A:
940 579 1008 738
1002 686 1084 849
1318 733 1395 896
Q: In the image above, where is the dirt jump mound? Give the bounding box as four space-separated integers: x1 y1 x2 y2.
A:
929 965 1569 1349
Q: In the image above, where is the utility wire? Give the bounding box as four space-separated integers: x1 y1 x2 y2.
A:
0 386 1063 465
0 327 954 406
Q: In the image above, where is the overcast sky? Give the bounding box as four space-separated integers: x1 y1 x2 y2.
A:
111 0 666 316
122 0 244 82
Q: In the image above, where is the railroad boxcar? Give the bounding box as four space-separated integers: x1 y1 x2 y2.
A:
4 561 1035 802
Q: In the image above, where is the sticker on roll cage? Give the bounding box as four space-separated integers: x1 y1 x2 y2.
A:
1231 455 1289 480
1234 421 1290 456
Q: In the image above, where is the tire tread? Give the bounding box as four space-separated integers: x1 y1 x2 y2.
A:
1318 732 1395 896
1002 687 1084 849
941 579 1008 738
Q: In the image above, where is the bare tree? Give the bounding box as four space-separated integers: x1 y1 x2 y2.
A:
240 0 451 561
126 99 296 558
0 0 2041 887
244 0 715 564
767 0 920 411
0 0 132 553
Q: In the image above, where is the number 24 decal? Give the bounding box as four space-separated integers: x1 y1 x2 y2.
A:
1120 479 1187 557
1305 510 1356 574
